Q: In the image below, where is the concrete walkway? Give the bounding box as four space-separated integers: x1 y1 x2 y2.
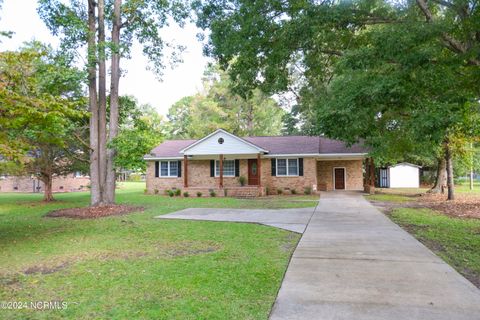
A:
270 192 480 320
156 207 315 233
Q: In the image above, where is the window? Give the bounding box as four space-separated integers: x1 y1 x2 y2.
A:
276 158 299 176
215 160 235 177
160 161 179 177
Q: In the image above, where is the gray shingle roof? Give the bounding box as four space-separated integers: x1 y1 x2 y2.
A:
146 135 367 158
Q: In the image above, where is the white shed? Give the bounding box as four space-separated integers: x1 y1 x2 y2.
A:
378 163 421 188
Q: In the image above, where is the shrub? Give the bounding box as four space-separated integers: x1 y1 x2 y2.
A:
174 189 181 196
196 191 203 197
277 188 283 195
183 191 189 197
210 190 217 197
154 189 159 194
168 190 175 197
291 189 297 195
164 189 171 196
238 176 246 186
304 186 312 195
265 186 270 195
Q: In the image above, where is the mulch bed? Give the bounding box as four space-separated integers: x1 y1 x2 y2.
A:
417 193 480 219
46 205 144 219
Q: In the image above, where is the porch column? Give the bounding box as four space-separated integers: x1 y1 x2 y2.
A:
183 155 188 188
219 154 224 188
257 153 262 187
369 157 376 187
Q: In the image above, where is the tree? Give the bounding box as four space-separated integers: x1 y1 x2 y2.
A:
38 0 190 205
196 0 480 200
112 96 165 172
167 64 285 138
0 42 87 201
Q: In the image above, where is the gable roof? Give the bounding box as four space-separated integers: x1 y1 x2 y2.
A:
146 132 368 159
180 129 268 154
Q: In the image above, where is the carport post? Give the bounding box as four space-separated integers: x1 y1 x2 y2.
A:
183 155 188 188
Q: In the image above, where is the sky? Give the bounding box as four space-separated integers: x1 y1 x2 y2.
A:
0 0 211 115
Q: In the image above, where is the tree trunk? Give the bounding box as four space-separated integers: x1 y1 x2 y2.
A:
429 157 447 194
470 142 474 190
445 144 455 201
105 0 122 204
97 0 107 205
42 175 54 202
87 0 101 206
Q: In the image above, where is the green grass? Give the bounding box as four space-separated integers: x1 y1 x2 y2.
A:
365 193 413 203
454 181 480 194
0 182 310 319
389 207 480 288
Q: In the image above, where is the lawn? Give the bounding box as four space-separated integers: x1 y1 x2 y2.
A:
0 182 313 319
389 208 480 288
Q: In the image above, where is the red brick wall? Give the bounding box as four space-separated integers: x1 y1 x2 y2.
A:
0 175 90 193
316 160 364 191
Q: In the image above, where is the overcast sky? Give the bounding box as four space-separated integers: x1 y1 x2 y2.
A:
0 0 211 115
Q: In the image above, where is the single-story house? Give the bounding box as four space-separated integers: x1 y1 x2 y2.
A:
377 162 421 188
0 172 89 193
144 129 369 197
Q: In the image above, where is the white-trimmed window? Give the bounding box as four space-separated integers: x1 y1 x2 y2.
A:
215 160 235 177
276 158 299 176
160 161 178 177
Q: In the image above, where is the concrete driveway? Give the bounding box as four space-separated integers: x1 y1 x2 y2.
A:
156 207 315 233
270 192 480 320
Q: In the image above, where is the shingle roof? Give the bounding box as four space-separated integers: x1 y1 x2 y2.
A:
146 135 367 158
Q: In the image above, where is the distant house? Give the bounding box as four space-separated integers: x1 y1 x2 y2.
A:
0 172 89 193
377 163 421 188
144 129 369 197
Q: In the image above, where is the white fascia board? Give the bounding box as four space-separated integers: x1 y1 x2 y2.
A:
179 129 268 153
143 156 183 160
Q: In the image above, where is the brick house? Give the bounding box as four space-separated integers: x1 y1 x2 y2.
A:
0 173 89 193
145 129 369 197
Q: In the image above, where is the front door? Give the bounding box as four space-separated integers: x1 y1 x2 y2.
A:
334 168 345 190
248 159 259 185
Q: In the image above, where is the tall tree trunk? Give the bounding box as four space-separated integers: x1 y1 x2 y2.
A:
87 0 101 206
445 143 455 200
105 0 122 204
470 141 474 190
42 174 54 202
429 157 447 194
97 0 107 205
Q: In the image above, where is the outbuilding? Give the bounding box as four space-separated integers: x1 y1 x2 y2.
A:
377 162 421 188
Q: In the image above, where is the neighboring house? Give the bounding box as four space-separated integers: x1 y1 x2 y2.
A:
144 129 369 197
0 172 89 193
377 163 421 188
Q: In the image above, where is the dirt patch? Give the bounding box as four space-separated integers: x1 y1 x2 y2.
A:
417 193 480 219
23 262 70 275
45 205 144 219
369 200 421 214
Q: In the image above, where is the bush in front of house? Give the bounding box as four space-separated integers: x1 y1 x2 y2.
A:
304 186 312 195
196 191 202 197
168 190 175 197
277 188 283 195
154 189 159 194
164 189 170 196
174 189 181 196
183 191 189 197
291 189 297 195
210 190 216 197
238 176 246 186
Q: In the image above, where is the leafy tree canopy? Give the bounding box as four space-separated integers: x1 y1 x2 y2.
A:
166 64 285 139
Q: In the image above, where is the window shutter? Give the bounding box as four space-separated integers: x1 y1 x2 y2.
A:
235 160 240 177
271 159 276 176
155 161 159 178
210 160 215 177
177 160 182 177
299 158 304 176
